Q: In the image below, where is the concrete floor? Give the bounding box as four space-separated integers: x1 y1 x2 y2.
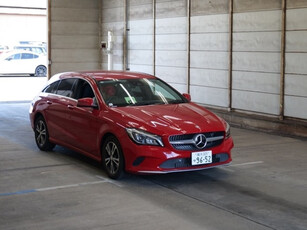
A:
0 102 306 230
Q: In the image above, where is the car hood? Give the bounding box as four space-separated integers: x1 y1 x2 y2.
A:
110 102 225 136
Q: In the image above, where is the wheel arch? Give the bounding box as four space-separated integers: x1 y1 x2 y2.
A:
100 132 126 166
31 112 44 130
34 112 44 123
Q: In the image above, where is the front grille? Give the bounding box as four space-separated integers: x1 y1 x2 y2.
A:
169 131 224 151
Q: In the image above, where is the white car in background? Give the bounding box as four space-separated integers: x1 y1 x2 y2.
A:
0 50 47 77
14 45 47 55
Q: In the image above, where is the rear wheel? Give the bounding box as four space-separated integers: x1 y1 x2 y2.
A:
34 116 55 151
101 136 124 179
35 65 47 77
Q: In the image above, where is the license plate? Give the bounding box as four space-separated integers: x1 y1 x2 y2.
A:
191 151 212 166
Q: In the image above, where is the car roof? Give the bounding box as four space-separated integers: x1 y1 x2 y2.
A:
14 45 45 48
54 71 157 82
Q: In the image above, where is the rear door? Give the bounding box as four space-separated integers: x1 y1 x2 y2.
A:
44 78 78 144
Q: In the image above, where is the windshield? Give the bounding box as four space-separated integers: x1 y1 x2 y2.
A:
98 78 187 107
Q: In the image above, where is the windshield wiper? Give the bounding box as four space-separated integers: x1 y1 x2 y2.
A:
130 101 165 106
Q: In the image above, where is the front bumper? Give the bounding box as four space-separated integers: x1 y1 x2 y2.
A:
122 136 234 174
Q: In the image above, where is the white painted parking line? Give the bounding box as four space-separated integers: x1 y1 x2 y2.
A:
230 161 264 167
96 175 124 188
202 161 264 174
37 180 107 192
219 167 235 172
0 176 122 197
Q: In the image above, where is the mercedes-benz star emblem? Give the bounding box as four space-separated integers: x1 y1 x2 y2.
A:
193 134 207 149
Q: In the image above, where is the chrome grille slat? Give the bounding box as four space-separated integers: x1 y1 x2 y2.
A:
169 132 224 151
206 136 224 142
169 139 194 145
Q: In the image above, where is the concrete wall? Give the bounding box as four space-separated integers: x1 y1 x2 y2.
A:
49 0 100 76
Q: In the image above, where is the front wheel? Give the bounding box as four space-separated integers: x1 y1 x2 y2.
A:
35 65 47 77
34 116 55 151
101 136 124 179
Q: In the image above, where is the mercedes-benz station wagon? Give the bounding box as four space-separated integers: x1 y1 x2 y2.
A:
30 71 234 179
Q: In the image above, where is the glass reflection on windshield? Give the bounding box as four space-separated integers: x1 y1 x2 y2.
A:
98 78 186 107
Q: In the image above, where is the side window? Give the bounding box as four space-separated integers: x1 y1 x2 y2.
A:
43 81 60 94
33 54 39 59
74 79 95 99
36 48 43 54
5 55 13 61
6 54 20 60
21 53 33 59
56 79 77 98
14 53 21 59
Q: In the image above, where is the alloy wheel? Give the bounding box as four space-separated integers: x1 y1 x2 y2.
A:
34 116 55 151
36 119 47 147
104 141 120 175
102 136 124 179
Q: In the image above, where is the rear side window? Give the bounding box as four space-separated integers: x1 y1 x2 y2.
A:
56 79 77 98
43 81 60 94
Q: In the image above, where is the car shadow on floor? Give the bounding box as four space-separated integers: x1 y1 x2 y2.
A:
49 144 232 185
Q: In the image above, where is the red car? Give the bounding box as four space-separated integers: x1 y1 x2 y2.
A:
30 71 233 179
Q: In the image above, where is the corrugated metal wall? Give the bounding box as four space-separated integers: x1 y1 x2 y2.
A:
127 1 154 74
285 1 307 119
232 0 282 115
50 0 307 121
101 0 125 71
155 0 188 93
190 0 229 107
49 0 100 76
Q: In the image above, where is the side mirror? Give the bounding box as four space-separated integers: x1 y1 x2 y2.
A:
77 98 97 108
182 93 191 102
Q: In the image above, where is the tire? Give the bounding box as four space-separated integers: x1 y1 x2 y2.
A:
35 65 47 77
34 116 55 151
101 136 124 179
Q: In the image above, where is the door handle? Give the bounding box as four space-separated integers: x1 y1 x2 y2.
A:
67 105 74 109
47 101 52 105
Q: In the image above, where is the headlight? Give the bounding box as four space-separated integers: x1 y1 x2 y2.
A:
126 128 164 147
225 122 231 139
